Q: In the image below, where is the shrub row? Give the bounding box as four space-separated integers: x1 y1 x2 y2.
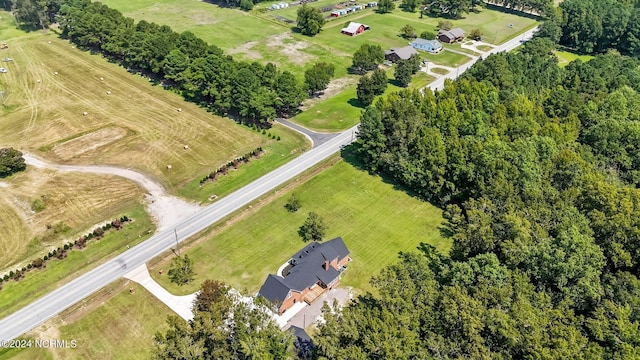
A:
199 148 265 185
0 216 131 288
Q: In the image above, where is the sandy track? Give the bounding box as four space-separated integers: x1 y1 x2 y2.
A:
23 153 201 232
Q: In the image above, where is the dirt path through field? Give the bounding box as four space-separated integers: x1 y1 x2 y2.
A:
23 153 201 232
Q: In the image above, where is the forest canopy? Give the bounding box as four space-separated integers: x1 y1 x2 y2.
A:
316 37 640 358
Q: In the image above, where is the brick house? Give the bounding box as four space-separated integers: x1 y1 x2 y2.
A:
258 237 351 315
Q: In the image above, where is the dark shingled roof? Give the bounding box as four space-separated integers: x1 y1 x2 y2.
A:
259 237 350 303
258 274 291 304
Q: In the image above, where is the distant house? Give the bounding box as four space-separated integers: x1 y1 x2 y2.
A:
366 1 377 7
438 28 464 43
410 38 443 53
341 22 370 36
384 45 419 62
258 237 351 315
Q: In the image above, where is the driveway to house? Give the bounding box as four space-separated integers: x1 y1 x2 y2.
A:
276 118 340 146
285 288 352 330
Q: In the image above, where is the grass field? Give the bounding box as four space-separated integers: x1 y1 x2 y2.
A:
0 205 153 319
555 50 594 67
0 167 145 272
149 152 448 296
430 67 450 75
178 123 309 202
103 0 537 78
0 280 173 360
0 17 305 193
293 70 434 131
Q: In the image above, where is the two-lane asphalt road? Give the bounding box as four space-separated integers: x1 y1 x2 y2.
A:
0 26 538 341
0 125 358 341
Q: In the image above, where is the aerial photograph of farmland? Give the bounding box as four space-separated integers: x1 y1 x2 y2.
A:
1 0 640 358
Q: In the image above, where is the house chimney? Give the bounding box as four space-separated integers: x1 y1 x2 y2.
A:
324 260 329 270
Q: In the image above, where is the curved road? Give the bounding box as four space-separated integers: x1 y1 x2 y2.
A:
0 27 537 341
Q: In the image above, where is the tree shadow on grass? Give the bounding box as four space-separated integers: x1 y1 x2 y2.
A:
347 98 365 108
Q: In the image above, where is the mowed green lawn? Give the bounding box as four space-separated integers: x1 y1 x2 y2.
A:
0 280 173 360
293 70 435 131
178 124 310 202
554 50 594 68
149 153 449 295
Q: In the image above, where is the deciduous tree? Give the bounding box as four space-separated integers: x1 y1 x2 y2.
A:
296 4 325 36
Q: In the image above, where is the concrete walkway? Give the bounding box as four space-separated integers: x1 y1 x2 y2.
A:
124 264 197 321
276 118 340 148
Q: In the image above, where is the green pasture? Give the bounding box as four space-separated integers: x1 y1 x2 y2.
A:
149 153 448 296
178 124 310 202
293 69 434 131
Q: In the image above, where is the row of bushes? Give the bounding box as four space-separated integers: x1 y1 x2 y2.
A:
199 148 265 185
0 216 131 289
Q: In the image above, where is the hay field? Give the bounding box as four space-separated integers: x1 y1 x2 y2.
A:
0 166 145 273
0 27 277 191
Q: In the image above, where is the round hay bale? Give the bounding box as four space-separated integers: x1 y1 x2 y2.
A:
106 90 111 95
183 145 189 150
48 41 51 44
99 77 104 81
54 71 58 75
166 164 172 170
177 108 182 112
82 112 88 116
36 79 41 83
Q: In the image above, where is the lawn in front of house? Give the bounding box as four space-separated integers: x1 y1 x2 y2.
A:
0 280 174 360
149 153 448 296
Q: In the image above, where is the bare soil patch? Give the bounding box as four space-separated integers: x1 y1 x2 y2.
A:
52 126 127 160
227 41 262 60
265 33 313 66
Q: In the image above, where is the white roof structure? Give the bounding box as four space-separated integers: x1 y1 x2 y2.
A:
341 22 364 34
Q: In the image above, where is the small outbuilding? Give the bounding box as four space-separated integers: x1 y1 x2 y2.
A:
341 22 370 36
410 38 443 53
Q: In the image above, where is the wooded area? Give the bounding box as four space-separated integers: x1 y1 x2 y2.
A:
317 29 640 358
557 0 640 56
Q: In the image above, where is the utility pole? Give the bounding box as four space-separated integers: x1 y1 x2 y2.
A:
174 229 180 256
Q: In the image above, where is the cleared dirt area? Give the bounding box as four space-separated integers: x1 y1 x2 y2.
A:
265 33 313 66
227 41 262 59
0 166 145 273
52 126 128 160
0 32 267 190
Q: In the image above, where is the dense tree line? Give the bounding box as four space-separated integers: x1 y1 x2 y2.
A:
55 0 306 122
556 0 640 57
10 0 61 29
153 280 295 359
316 38 640 358
423 0 551 19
